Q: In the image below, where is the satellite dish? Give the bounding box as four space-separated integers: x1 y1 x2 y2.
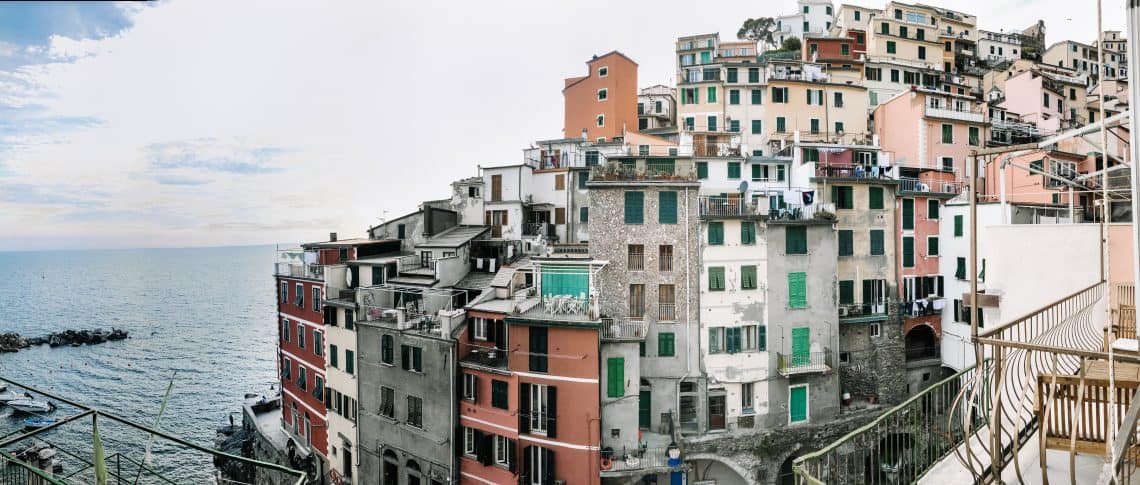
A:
346 268 353 287
738 181 749 194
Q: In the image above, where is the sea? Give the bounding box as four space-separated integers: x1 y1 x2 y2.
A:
0 245 280 483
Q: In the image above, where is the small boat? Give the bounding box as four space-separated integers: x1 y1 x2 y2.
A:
7 399 55 414
0 390 25 403
22 417 56 430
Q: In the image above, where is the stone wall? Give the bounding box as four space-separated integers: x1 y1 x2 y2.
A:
838 316 907 405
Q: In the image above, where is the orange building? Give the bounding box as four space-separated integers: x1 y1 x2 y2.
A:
563 51 638 142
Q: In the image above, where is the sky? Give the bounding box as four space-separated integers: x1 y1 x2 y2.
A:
0 0 1129 251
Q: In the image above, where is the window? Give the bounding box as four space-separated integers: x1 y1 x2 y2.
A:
839 280 855 304
869 186 884 209
729 89 740 105
659 284 675 320
529 327 548 372
596 115 604 127
297 324 305 349
297 366 307 391
314 330 323 356
928 236 940 256
526 384 553 435
899 26 908 38
659 245 673 271
776 117 786 132
330 344 338 368
833 186 854 209
407 396 423 428
786 227 807 254
597 89 608 101
598 66 608 77
707 115 717 132
903 236 915 267
635 319 668 356
956 257 967 279
902 198 914 230
626 283 645 319
941 157 954 172
585 151 599 167
729 119 740 132
772 87 788 103
887 41 896 54
870 322 881 337
708 222 724 245
751 89 762 104
346 349 354 375
295 283 304 308
741 265 757 289
380 386 394 418
855 10 861 21
727 162 741 179
748 67 760 83
870 230 885 255
580 207 588 222
918 45 926 60
941 124 953 144
707 86 717 103
401 345 423 372
492 380 509 409
928 200 940 219
659 191 678 224
727 68 738 83
696 162 708 179
751 119 762 134
312 287 321 311
810 119 820 133
554 174 565 190
381 335 394 364
463 427 477 457
280 282 288 303
462 373 477 401
624 191 644 224
709 328 724 353
881 22 889 34
741 222 756 245
494 435 510 467
1042 92 1049 108
890 69 900 82
788 272 807 309
841 43 850 56
345 309 354 330
708 267 725 291
917 29 925 41
628 244 645 270
838 230 854 256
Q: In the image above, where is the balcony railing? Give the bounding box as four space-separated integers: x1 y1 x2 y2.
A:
275 262 325 280
897 177 963 195
522 222 554 238
698 196 760 218
767 202 836 222
590 160 696 182
924 105 985 123
692 142 741 158
777 348 832 376
600 317 648 341
600 447 684 475
397 255 436 273
899 299 945 317
838 302 889 319
659 303 676 321
904 345 941 362
1108 388 1140 483
814 165 895 180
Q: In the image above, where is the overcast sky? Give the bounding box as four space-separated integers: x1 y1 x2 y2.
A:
0 0 1128 251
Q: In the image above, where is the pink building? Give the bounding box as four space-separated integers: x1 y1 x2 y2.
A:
983 150 1084 207
997 69 1085 133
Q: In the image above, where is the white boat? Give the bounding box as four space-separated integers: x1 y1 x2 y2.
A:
0 390 25 403
7 399 55 414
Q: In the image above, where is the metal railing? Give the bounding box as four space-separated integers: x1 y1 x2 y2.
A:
794 362 985 484
692 142 741 158
698 196 760 217
600 318 648 341
777 348 832 376
905 346 942 361
590 160 696 182
600 447 682 474
924 105 985 123
522 222 549 237
659 303 676 321
897 177 964 195
275 262 324 280
900 300 944 317
768 203 836 222
839 303 890 318
396 255 436 273
814 165 895 180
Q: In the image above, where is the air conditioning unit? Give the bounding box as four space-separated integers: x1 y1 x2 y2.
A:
838 307 849 317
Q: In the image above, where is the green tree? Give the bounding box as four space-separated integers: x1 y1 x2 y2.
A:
780 36 802 52
737 17 778 50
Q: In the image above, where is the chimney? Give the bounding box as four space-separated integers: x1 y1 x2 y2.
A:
330 232 338 242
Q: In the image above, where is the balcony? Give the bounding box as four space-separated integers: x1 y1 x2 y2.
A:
766 202 837 223
692 141 741 158
396 254 436 276
897 177 963 195
899 299 944 317
838 303 890 323
813 164 897 181
777 348 832 376
357 285 465 335
275 262 324 281
904 345 941 366
924 105 985 123
522 222 554 238
460 344 507 370
698 196 761 218
600 317 648 341
589 158 697 183
512 294 598 323
659 302 676 321
599 446 686 477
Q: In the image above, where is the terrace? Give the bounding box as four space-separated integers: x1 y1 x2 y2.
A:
588 157 697 183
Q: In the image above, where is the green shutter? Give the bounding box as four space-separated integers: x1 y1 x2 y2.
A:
659 191 678 224
697 162 709 179
709 267 725 291
786 226 807 254
639 390 651 429
928 199 940 219
902 199 914 230
758 326 767 351
708 222 724 245
954 215 964 237
346 350 355 375
791 327 810 365
789 386 808 422
956 257 967 279
903 237 915 267
928 236 939 256
869 186 884 209
751 89 762 104
788 272 807 308
777 117 786 132
541 264 589 299
607 358 625 398
330 344 338 368
707 86 717 103
751 119 762 134
741 265 757 289
942 124 953 143
658 333 676 356
728 162 741 179
870 230 885 255
838 230 853 256
751 164 762 180
839 280 854 304
580 207 588 222
741 222 756 244
624 191 644 224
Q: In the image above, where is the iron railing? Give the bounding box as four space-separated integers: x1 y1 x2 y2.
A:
897 177 963 195
692 142 741 158
699 196 761 217
814 165 894 180
274 262 324 280
777 348 832 376
600 446 683 474
794 362 986 484
904 346 942 361
659 303 676 321
839 303 890 319
767 202 836 222
600 318 648 341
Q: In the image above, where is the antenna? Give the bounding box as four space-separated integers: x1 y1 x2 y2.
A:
738 181 749 194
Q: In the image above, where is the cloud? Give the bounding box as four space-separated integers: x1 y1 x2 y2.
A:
144 139 286 175
153 175 210 186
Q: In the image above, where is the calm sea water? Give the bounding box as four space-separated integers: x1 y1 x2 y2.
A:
0 245 280 482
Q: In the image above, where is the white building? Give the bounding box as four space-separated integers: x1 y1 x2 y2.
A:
978 29 1022 65
773 0 836 50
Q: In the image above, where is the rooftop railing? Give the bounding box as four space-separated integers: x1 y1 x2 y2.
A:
767 202 836 223
897 177 964 195
924 105 985 123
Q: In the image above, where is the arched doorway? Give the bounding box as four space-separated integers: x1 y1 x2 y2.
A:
406 459 422 485
904 325 938 361
381 450 398 485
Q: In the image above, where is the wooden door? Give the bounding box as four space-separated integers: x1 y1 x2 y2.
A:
708 394 726 430
491 174 502 201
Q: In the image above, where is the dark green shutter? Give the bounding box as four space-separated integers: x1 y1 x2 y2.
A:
839 280 854 304
741 265 756 289
709 267 725 291
788 272 807 308
786 227 807 254
954 215 964 236
928 200 940 219
758 326 767 351
741 222 756 244
624 191 644 224
728 162 741 179
752 164 762 180
903 236 915 267
697 162 708 179
838 230 853 256
869 186 884 209
606 358 624 398
659 333 675 356
870 230 884 255
956 257 967 279
659 191 678 224
928 237 939 256
709 222 724 245
902 199 914 230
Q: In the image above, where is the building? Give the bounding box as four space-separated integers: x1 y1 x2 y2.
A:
874 87 987 182
978 30 1022 65
773 0 836 49
866 3 947 71
638 84 677 134
563 51 639 142
1043 39 1125 84
356 285 466 485
998 67 1088 132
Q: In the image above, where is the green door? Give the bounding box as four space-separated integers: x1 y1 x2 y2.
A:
639 390 651 429
789 386 808 423
792 327 810 366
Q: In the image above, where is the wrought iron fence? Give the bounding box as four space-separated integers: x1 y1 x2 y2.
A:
777 348 832 375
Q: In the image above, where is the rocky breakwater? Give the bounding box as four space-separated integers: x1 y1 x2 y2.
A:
0 328 129 353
